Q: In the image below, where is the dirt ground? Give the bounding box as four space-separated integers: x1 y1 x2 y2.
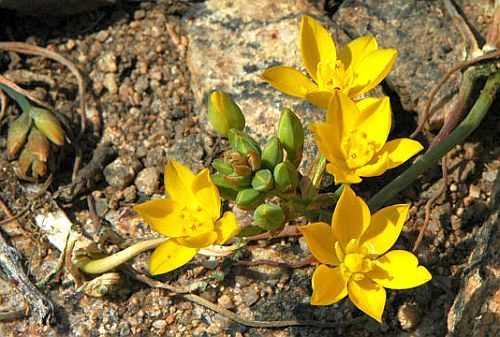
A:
0 1 498 336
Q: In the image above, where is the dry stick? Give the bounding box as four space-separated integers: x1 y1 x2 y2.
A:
135 273 366 329
0 309 27 322
233 254 315 269
0 42 88 180
410 50 500 139
0 74 54 112
0 198 54 324
413 155 449 252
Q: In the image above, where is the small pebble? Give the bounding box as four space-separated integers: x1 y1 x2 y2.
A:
397 302 421 330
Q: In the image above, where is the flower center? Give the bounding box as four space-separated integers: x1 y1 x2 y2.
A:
336 240 373 281
316 60 353 94
178 205 213 236
342 129 375 169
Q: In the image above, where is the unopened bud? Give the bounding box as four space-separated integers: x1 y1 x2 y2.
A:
30 107 65 146
261 136 283 169
7 111 32 158
232 164 252 177
207 91 245 137
223 174 252 188
277 108 304 167
254 204 285 231
211 173 239 200
252 169 274 192
228 129 261 157
212 158 234 175
236 188 265 209
273 160 299 192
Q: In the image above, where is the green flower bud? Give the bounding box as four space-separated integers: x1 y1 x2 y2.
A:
261 136 283 169
273 160 299 192
254 204 285 231
228 129 261 157
252 169 274 192
236 188 265 209
210 173 239 200
277 108 304 167
236 225 265 237
7 111 32 158
223 174 252 188
30 107 65 146
207 91 245 137
212 158 234 175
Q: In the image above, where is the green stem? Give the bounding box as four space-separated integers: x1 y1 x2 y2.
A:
367 71 500 211
79 238 167 274
0 84 31 112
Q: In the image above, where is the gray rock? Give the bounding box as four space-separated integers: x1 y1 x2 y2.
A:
184 0 350 171
334 0 466 129
134 167 161 195
104 156 142 188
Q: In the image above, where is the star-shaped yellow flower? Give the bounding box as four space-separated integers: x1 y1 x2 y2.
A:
299 185 431 322
309 91 423 184
261 15 398 109
134 160 240 275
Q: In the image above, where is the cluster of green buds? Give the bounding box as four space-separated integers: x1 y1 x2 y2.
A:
2 85 66 178
207 91 305 234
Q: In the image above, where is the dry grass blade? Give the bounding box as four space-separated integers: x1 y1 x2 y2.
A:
0 74 54 111
0 88 7 123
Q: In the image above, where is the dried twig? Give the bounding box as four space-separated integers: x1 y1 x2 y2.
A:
36 231 69 288
410 50 500 138
413 155 449 252
0 197 54 324
135 273 366 329
0 309 27 322
233 254 315 269
0 87 7 123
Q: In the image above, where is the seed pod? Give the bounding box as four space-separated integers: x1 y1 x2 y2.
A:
252 169 274 192
7 111 32 158
273 160 299 192
228 128 261 157
254 203 285 231
277 108 304 167
207 91 245 137
30 107 65 146
235 188 265 209
212 158 234 175
261 136 283 169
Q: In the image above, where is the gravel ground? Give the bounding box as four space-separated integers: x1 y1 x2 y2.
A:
0 1 498 336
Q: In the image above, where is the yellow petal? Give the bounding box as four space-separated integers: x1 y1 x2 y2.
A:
368 250 432 289
309 123 343 163
300 15 336 81
326 91 362 132
304 91 332 109
149 240 198 275
133 198 185 237
355 96 392 151
175 231 217 248
347 277 386 322
339 36 378 69
192 168 221 221
349 49 398 97
360 204 409 255
213 211 240 245
260 66 317 98
379 139 424 169
311 265 347 305
164 160 196 204
326 162 362 184
354 151 389 178
331 185 371 248
298 222 339 265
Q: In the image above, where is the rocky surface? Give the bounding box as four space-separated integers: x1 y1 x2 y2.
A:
0 0 498 336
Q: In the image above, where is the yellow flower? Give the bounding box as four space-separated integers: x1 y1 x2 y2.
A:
261 15 398 109
309 91 423 184
299 185 431 322
134 160 240 275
